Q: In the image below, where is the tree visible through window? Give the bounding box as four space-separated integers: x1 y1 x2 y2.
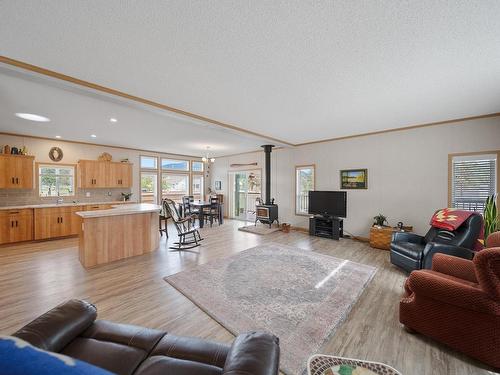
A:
296 165 315 215
39 165 75 197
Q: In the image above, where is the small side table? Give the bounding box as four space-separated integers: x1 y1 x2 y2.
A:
307 354 401 375
369 225 413 250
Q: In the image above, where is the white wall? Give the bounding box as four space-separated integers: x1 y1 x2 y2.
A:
0 134 205 204
211 117 500 237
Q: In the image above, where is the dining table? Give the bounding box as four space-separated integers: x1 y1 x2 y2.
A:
180 200 224 228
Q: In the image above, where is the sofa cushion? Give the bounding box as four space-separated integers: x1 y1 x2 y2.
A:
135 356 223 375
0 335 112 375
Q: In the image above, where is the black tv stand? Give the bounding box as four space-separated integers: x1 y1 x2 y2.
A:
309 215 343 240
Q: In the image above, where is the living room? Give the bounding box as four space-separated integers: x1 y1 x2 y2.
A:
1 2 499 375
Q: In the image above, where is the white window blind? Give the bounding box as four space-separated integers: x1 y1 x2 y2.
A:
451 154 497 212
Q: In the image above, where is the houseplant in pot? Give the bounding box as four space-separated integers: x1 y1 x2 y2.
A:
484 193 499 247
373 213 388 228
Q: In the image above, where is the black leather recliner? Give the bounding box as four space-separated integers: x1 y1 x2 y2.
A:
390 213 483 273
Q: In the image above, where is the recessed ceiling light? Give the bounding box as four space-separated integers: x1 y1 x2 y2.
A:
110 118 118 123
90 134 97 138
15 112 50 122
55 135 61 139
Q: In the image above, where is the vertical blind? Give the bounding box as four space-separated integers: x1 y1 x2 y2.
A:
451 154 497 212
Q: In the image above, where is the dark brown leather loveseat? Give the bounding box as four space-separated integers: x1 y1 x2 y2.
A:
12 299 280 375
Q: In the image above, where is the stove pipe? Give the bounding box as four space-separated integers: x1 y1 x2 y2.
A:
261 145 275 205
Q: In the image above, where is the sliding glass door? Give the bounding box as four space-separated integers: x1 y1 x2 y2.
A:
228 170 261 221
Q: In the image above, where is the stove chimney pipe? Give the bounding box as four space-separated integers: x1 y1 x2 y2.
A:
261 145 274 205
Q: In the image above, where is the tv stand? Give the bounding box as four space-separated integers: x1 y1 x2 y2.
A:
309 215 343 240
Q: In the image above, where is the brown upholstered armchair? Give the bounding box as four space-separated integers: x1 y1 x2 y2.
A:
399 232 500 369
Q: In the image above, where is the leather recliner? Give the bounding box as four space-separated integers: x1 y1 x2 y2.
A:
12 299 280 375
390 212 482 273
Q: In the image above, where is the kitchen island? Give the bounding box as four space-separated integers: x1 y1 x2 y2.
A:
76 203 161 268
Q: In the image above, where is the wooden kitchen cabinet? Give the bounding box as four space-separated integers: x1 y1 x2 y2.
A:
34 206 83 240
0 209 34 244
77 160 132 188
0 155 34 189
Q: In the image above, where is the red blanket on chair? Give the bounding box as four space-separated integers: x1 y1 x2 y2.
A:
430 208 484 251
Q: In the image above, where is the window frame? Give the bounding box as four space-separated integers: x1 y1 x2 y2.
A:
161 172 191 202
295 164 316 216
37 162 76 198
191 160 204 173
140 155 158 170
448 150 499 211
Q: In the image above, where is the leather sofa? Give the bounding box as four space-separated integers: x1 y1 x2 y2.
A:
399 232 500 369
12 299 280 375
390 212 482 272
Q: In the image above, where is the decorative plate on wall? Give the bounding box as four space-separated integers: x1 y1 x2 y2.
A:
49 147 63 162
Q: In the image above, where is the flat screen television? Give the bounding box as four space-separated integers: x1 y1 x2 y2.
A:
308 191 347 218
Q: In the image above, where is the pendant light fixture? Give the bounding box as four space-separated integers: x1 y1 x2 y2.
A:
202 146 215 163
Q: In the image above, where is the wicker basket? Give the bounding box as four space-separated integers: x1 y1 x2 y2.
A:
369 226 413 250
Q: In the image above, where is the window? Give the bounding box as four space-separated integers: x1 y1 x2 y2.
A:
295 165 315 215
192 161 204 172
450 153 497 212
161 158 189 171
140 156 157 169
162 174 189 202
38 164 75 197
140 172 158 204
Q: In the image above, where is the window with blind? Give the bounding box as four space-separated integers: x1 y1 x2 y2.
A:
451 154 497 212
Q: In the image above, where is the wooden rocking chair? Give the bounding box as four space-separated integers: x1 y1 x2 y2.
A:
164 198 203 251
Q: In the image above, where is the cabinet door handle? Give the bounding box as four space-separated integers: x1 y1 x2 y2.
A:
11 221 14 228
61 217 63 223
16 220 18 227
57 217 60 224
16 177 19 184
11 177 15 184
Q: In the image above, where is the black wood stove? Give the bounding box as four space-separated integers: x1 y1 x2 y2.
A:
255 145 279 227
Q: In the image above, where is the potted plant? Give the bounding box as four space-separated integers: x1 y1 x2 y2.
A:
373 213 388 227
484 193 499 247
121 192 133 202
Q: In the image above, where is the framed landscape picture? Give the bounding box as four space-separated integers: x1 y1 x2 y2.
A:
340 169 368 189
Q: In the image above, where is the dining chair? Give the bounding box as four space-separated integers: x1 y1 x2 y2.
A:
159 199 170 238
204 196 220 227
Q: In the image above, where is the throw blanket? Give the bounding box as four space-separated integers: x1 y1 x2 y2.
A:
430 208 484 251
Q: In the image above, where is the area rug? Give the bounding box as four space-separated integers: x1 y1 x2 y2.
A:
164 242 377 374
237 224 281 235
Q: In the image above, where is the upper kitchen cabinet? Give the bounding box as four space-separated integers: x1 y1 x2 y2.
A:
0 154 34 189
77 160 132 188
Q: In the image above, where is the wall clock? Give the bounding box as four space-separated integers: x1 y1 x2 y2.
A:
49 147 63 162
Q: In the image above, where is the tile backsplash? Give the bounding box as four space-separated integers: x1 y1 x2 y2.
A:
0 188 133 207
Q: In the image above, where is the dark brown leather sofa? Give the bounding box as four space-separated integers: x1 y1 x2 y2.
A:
12 299 280 375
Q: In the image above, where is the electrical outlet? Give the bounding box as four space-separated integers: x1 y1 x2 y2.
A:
85 192 91 197
107 191 112 196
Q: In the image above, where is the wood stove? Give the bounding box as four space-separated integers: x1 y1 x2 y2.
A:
255 145 279 227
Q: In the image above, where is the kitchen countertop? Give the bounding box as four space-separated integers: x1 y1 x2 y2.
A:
75 203 162 218
0 201 138 210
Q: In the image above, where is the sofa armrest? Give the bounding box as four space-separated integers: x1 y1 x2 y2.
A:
431 253 477 283
392 232 424 244
422 242 474 269
222 331 279 375
13 299 97 352
406 271 499 314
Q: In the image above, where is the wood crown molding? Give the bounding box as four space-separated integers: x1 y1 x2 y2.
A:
2 55 499 149
0 55 293 147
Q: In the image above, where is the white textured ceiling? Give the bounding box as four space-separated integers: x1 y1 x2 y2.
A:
1 1 500 145
0 66 272 157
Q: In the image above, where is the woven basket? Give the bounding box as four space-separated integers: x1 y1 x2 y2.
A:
369 226 394 250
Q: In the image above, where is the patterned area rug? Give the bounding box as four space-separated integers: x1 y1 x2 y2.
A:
164 242 376 375
238 224 281 235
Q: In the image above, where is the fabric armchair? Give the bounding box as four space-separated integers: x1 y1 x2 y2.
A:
400 242 500 368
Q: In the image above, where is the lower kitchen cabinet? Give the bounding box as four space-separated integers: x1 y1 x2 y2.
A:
0 209 34 244
34 206 83 240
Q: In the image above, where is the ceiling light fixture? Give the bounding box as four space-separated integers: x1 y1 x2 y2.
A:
15 112 50 122
201 146 215 163
110 118 118 123
55 135 61 139
90 134 97 138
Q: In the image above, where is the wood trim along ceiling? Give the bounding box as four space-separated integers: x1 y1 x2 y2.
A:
0 131 201 160
1 55 499 149
0 56 293 147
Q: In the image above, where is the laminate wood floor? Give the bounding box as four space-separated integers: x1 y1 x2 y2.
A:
0 220 491 375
